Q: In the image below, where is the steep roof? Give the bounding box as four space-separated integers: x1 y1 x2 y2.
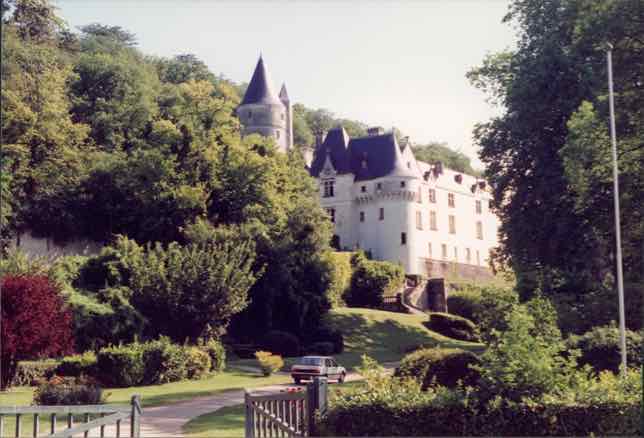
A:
348 133 419 181
309 126 351 177
240 56 283 106
279 83 290 102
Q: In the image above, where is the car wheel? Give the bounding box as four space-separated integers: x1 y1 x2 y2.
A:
338 372 346 383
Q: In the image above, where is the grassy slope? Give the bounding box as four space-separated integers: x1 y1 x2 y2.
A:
183 307 484 437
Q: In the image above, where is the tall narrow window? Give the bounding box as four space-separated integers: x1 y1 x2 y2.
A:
416 211 422 230
454 247 458 261
466 248 472 263
430 211 437 230
448 215 456 234
323 180 335 198
379 208 384 221
361 185 367 193
476 221 483 240
401 232 407 245
428 188 436 203
326 208 335 223
276 130 280 139
376 182 383 190
441 244 447 259
475 200 482 214
448 193 455 207
417 186 422 203
476 250 481 266
400 181 406 188
428 242 432 257
360 211 365 222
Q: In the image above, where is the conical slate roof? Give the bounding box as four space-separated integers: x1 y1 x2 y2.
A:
241 56 282 106
279 83 290 101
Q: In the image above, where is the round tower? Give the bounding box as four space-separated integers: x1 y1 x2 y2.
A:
237 56 291 152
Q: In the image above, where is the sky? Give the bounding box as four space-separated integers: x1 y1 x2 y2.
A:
55 1 516 169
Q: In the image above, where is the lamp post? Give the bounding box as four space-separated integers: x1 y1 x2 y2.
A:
605 43 627 375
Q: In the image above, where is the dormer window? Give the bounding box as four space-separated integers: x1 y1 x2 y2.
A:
361 186 367 193
376 183 382 190
407 162 411 169
448 193 455 207
400 181 406 188
323 180 335 198
248 111 252 119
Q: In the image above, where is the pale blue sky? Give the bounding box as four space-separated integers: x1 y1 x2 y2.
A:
55 1 515 168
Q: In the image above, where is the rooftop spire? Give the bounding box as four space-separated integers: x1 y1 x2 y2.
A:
240 56 282 106
279 83 289 101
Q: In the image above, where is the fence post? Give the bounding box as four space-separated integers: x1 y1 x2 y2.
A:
307 376 328 436
130 395 141 438
244 391 254 438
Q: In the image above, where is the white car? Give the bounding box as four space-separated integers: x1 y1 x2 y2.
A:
290 356 346 384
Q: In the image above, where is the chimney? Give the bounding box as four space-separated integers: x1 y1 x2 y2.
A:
367 126 384 136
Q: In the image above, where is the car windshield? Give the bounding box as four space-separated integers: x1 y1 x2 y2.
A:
298 357 324 366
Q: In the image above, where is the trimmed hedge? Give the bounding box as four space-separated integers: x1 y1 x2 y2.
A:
96 344 145 387
12 360 59 386
395 347 480 389
425 313 480 342
34 376 103 405
262 330 300 357
325 252 352 307
345 252 405 308
57 352 97 377
446 287 483 322
141 337 188 384
567 325 643 373
318 399 640 436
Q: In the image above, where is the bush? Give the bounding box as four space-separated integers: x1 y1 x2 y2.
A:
425 313 480 342
96 343 145 387
34 376 103 405
12 360 59 386
345 252 405 308
307 342 335 355
57 352 97 377
185 347 211 380
309 326 344 354
141 337 188 384
261 330 300 357
199 338 226 372
395 347 480 389
567 325 643 373
255 351 284 376
446 287 483 322
1 275 75 389
324 252 352 307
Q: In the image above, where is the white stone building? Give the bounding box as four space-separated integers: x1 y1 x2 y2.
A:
239 57 500 278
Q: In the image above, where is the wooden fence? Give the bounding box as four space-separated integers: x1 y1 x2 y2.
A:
245 378 327 438
0 395 141 438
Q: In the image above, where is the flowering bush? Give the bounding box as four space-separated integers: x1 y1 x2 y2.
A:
34 376 103 405
255 351 284 376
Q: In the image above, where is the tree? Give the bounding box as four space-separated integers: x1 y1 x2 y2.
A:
1 275 74 388
412 141 479 175
78 23 137 47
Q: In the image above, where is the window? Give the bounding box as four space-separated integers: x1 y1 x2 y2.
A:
401 232 407 245
360 211 365 222
323 180 335 198
448 215 456 234
428 188 436 203
476 221 483 240
417 186 422 203
428 242 432 257
489 199 493 209
376 182 382 190
454 247 458 261
476 250 481 266
441 244 447 259
331 235 340 249
379 208 384 220
361 185 367 193
475 200 482 214
400 181 406 188
276 130 280 139
326 208 335 223
281 113 285 120
416 211 422 230
248 110 252 118
466 248 472 264
448 193 455 207
407 161 411 169
430 211 437 230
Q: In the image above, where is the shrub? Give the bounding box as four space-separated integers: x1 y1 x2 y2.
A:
567 325 643 373
310 326 344 354
472 286 519 342
12 360 59 386
34 376 103 405
324 252 352 307
96 343 145 387
57 352 97 377
425 313 480 342
307 342 335 356
199 338 226 372
185 347 211 380
1 275 74 389
345 252 405 308
446 287 483 322
395 347 480 389
141 337 188 384
261 330 300 357
255 351 284 376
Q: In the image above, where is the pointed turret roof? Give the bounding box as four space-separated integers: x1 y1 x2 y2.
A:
279 83 290 101
241 56 282 106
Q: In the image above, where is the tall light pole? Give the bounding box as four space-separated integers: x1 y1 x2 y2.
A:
606 43 627 375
